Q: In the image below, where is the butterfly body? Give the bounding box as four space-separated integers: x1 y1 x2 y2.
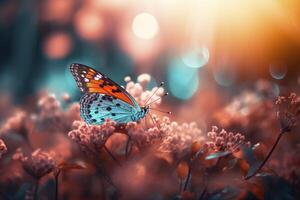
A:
70 63 149 125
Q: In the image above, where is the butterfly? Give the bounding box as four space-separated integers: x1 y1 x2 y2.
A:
70 63 163 125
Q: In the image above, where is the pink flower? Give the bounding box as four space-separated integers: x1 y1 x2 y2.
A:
126 116 204 155
0 139 7 158
276 93 300 132
158 117 204 154
0 110 27 134
68 119 116 154
124 74 165 107
206 126 250 153
38 93 62 119
126 122 162 149
13 148 56 179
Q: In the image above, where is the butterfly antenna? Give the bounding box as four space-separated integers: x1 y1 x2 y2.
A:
146 92 168 107
149 108 172 115
144 82 164 106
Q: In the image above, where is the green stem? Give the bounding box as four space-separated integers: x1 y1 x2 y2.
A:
183 163 192 191
54 170 61 200
245 130 284 180
33 179 39 200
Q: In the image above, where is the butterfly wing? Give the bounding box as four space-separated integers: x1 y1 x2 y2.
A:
70 63 140 108
80 93 138 125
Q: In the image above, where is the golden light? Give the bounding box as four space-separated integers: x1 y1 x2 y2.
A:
132 12 159 40
118 14 162 65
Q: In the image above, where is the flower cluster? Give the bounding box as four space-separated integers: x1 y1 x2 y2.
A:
38 93 62 119
158 117 204 155
33 93 81 133
206 126 250 153
0 110 27 135
124 74 165 107
13 148 56 179
125 116 204 156
68 119 116 154
276 93 300 132
126 122 162 149
0 139 7 158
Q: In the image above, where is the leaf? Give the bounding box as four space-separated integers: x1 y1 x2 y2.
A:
58 161 86 171
205 151 231 160
176 161 189 180
233 145 260 179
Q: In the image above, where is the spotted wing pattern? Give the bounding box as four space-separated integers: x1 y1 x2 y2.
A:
80 93 137 125
70 63 137 107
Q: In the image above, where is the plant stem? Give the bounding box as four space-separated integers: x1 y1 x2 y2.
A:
125 134 131 160
183 163 192 191
245 130 284 180
34 179 40 200
54 170 61 200
179 179 183 192
199 186 207 200
103 145 122 167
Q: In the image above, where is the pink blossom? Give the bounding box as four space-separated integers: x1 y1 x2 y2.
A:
276 93 300 132
124 74 165 107
206 126 250 153
0 110 27 135
68 119 116 154
13 148 56 179
158 117 204 154
38 93 62 119
126 122 162 149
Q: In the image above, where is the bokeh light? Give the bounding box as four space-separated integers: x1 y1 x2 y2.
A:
181 46 210 68
40 0 74 24
132 12 159 40
74 8 105 41
272 83 280 96
269 63 287 80
167 59 199 100
43 32 72 59
213 67 236 87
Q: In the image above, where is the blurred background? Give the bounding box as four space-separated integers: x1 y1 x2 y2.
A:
0 0 299 124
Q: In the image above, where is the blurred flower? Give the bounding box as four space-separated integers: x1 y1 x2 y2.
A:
38 93 62 119
13 148 56 179
276 93 300 132
0 110 28 135
125 74 164 107
64 102 81 125
68 119 116 154
0 139 7 158
34 93 78 133
206 126 250 153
